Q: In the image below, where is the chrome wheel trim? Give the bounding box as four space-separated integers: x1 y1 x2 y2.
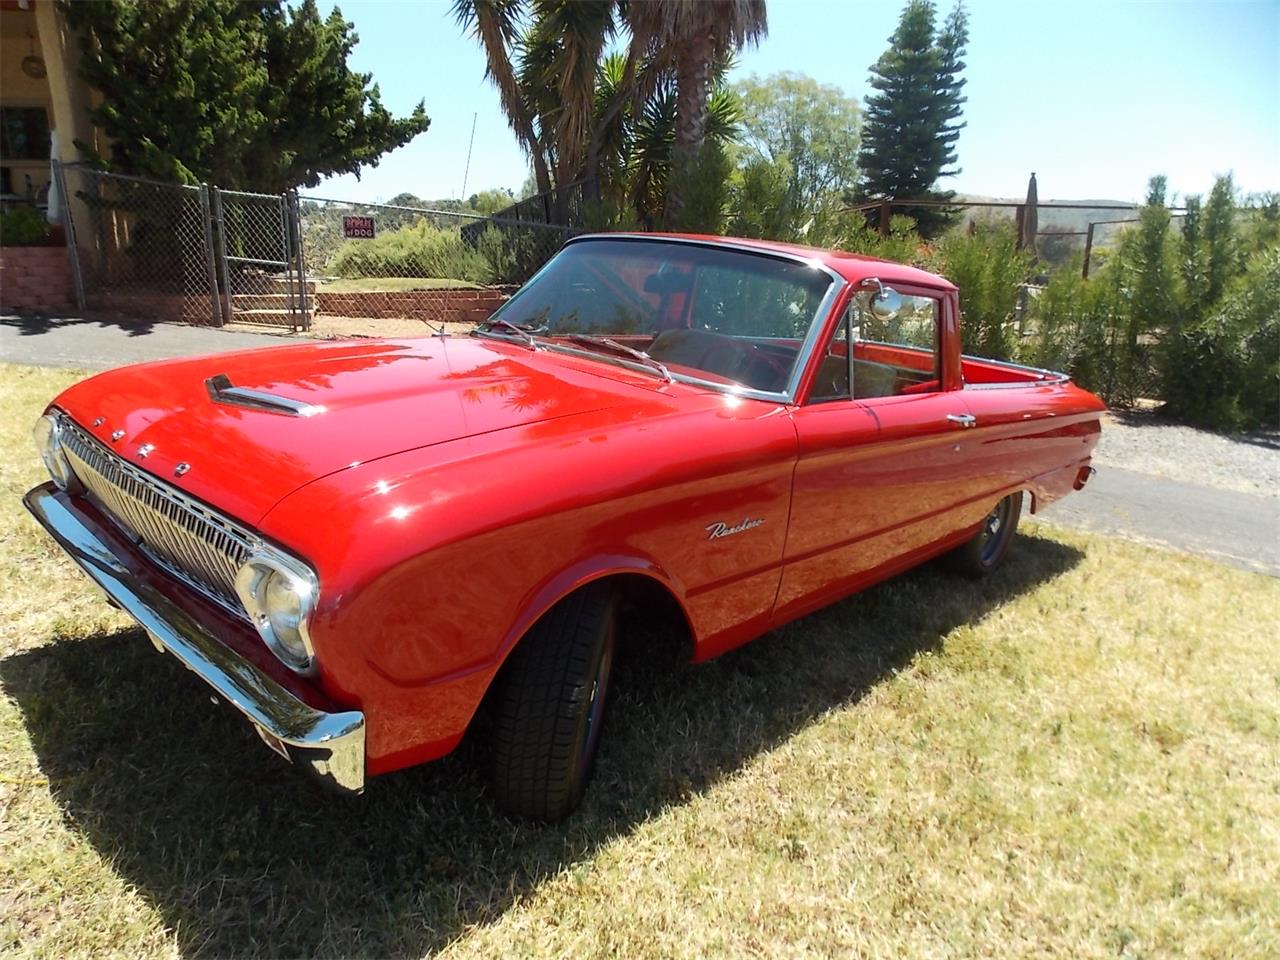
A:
979 498 1012 565
578 629 614 776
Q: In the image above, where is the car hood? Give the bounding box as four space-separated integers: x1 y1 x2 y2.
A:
52 336 671 526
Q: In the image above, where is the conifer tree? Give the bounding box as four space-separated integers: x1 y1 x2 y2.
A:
855 0 969 237
63 0 429 192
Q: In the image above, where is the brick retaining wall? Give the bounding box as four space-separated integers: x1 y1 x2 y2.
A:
0 246 72 312
314 287 510 325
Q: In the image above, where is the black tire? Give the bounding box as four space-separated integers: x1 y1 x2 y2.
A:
491 583 617 821
944 493 1022 578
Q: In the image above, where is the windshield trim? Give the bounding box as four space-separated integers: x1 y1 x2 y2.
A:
476 234 849 405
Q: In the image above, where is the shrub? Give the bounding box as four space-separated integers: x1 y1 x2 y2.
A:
934 223 1032 361
473 226 552 286
328 221 494 284
1021 260 1129 400
833 214 930 267
1160 248 1280 430
0 206 51 246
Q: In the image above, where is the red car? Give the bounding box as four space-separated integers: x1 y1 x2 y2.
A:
26 234 1103 820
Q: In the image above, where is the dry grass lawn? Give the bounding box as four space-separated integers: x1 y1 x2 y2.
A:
0 362 1277 958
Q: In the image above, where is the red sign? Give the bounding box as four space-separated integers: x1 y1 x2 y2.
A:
342 215 375 239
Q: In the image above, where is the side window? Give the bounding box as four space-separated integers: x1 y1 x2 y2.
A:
807 292 942 404
851 292 940 399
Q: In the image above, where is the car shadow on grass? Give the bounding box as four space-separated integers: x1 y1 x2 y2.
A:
2 532 1083 958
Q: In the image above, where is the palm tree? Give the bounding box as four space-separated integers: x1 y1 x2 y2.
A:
624 0 767 219
454 0 758 227
452 0 554 197
593 56 747 227
454 0 620 221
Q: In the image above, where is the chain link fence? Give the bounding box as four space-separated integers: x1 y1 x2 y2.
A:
214 189 308 329
297 196 571 335
52 166 574 335
58 165 219 325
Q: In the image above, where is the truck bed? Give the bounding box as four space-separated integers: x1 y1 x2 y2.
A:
961 354 1068 386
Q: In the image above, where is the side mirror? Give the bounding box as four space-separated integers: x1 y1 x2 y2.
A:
867 282 902 322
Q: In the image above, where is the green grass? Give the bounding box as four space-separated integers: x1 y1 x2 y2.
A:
1 362 1277 958
316 277 480 293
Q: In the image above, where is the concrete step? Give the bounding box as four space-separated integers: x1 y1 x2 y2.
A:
260 274 318 294
230 307 311 327
231 292 310 310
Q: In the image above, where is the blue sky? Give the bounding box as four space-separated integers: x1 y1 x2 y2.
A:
316 0 1279 205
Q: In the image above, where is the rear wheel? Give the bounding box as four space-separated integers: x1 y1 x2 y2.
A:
944 493 1022 578
491 583 617 821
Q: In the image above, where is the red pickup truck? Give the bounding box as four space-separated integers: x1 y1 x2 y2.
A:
26 234 1103 820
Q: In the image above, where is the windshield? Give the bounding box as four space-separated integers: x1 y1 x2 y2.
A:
481 238 837 394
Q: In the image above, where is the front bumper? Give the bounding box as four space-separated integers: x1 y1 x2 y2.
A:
23 483 366 794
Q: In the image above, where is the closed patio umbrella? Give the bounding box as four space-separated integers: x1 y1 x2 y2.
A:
1021 172 1039 258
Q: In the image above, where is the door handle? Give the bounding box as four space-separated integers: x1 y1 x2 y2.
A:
946 413 976 428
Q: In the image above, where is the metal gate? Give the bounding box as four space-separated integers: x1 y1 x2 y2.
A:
211 189 310 330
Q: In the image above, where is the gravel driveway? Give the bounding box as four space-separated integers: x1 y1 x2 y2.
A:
1092 411 1279 498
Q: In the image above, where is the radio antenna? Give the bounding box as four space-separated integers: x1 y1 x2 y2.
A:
460 112 477 200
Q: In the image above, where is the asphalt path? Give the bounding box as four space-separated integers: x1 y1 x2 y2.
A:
0 314 305 370
3 313 1275 576
1034 466 1278 577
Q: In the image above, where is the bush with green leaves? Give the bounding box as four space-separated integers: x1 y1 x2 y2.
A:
472 226 555 286
935 223 1032 361
0 206 51 246
1160 248 1279 430
1022 261 1130 401
832 214 930 267
1022 174 1277 427
328 221 494 285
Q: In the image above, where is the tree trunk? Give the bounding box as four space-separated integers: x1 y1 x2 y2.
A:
531 146 553 200
665 33 714 226
674 36 713 151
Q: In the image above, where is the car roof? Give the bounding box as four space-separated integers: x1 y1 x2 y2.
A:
568 231 957 292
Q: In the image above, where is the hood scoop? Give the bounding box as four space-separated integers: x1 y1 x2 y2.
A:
205 374 326 418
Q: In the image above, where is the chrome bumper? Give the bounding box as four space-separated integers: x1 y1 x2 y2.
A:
23 483 366 794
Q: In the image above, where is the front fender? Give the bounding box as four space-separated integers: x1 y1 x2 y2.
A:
257 395 794 774
493 552 695 667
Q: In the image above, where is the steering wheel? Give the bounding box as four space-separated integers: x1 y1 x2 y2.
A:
735 341 792 391
649 330 791 392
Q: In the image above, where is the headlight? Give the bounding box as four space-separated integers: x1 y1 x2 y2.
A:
32 413 81 493
235 546 319 674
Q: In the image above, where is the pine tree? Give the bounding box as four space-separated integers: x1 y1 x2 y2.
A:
64 0 429 192
854 0 969 237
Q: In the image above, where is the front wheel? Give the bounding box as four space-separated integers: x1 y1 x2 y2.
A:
944 493 1022 578
490 583 617 821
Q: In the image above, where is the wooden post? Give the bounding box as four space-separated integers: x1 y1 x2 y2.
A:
878 199 891 237
1082 222 1096 278
1014 205 1026 250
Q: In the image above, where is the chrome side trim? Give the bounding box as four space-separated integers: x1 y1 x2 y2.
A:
960 352 1069 385
23 483 365 794
206 375 326 417
489 234 849 405
964 379 1069 391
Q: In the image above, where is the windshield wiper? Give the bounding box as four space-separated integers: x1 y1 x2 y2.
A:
478 317 542 350
566 334 673 382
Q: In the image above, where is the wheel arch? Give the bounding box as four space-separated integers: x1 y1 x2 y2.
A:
478 556 697 706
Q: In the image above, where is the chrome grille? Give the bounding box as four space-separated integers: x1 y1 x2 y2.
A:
59 417 254 618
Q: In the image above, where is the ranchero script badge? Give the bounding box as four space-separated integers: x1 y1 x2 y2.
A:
705 517 766 540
